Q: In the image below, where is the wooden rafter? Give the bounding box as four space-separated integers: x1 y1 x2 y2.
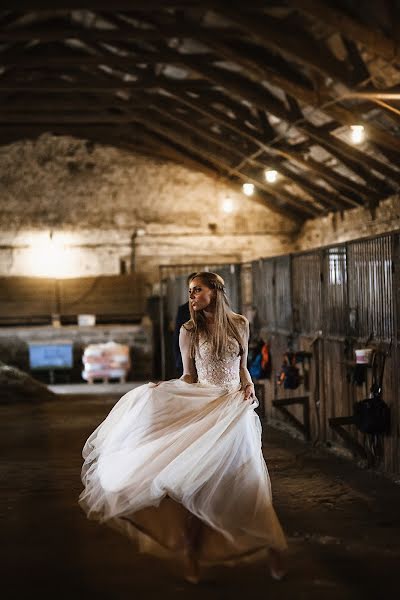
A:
0 1 399 222
131 117 314 220
290 0 400 62
148 103 350 212
158 90 370 207
215 3 352 86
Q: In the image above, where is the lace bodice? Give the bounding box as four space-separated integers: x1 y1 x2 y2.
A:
195 333 242 389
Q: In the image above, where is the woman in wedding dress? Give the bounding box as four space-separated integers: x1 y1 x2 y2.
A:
79 272 287 583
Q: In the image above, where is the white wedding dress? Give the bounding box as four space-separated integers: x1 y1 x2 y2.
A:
79 331 287 563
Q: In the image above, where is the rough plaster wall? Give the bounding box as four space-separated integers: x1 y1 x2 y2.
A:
295 195 400 250
0 134 297 281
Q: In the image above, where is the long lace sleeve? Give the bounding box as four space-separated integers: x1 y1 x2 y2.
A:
179 326 197 383
240 317 253 387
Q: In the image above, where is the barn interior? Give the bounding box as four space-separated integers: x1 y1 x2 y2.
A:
1 1 400 597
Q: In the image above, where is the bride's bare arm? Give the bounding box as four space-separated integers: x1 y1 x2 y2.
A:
240 317 255 400
179 326 197 383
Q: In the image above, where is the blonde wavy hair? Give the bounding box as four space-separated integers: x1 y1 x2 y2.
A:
184 271 246 360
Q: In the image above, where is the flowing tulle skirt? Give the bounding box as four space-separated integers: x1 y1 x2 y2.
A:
79 379 287 564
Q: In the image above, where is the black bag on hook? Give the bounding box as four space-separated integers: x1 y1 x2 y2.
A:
353 348 391 435
353 394 391 435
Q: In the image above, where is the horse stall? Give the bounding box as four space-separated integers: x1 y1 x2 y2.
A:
250 232 399 476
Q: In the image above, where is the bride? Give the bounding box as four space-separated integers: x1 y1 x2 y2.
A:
79 271 287 583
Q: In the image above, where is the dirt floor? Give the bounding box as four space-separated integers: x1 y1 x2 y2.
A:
1 388 399 600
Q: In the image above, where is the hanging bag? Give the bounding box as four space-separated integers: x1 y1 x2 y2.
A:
353 351 391 435
277 352 301 390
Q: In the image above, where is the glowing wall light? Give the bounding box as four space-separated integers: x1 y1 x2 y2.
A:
222 196 234 213
28 232 74 278
350 124 365 144
242 182 255 196
264 169 278 183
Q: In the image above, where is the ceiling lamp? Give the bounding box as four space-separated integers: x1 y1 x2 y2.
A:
264 169 278 183
242 182 255 196
222 196 234 213
350 124 365 144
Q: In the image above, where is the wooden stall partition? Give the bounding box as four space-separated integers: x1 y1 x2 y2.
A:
319 234 399 471
347 236 394 341
252 258 275 330
292 251 322 335
275 255 293 332
389 233 400 474
0 276 57 324
250 233 400 475
251 257 312 440
58 273 146 321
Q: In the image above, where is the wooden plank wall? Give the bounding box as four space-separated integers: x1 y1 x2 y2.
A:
250 232 400 476
59 274 146 318
0 273 146 323
0 276 57 323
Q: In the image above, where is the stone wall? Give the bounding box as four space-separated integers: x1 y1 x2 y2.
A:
295 195 400 251
0 134 297 283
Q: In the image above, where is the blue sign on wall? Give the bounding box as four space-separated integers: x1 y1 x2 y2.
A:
28 343 73 369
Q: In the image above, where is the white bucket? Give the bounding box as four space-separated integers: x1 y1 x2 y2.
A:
355 348 373 364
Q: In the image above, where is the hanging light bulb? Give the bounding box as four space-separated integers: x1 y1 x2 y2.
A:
350 124 365 144
264 169 278 183
242 182 254 196
222 196 234 213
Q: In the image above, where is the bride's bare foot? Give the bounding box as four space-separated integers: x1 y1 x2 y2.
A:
183 548 200 584
268 548 287 581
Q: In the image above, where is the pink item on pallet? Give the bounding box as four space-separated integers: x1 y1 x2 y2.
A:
82 341 130 383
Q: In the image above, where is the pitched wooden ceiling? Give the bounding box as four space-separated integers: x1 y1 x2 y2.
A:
1 1 400 222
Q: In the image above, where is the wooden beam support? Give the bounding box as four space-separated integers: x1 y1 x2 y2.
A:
276 147 375 206
0 112 146 123
215 3 352 86
302 122 399 191
0 23 240 43
3 1 266 9
132 117 310 221
162 90 368 206
0 76 208 92
341 36 370 85
172 40 400 156
164 56 399 192
148 102 345 212
0 49 218 69
290 0 400 62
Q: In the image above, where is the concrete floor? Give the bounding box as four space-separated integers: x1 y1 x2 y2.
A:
1 386 400 600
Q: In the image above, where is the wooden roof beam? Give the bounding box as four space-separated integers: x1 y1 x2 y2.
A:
0 23 240 43
0 77 208 92
132 117 313 221
160 89 369 206
147 103 346 211
289 0 400 63
215 2 352 86
196 44 400 154
3 1 265 9
164 56 399 190
0 49 218 68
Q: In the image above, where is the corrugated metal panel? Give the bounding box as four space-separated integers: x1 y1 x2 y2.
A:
323 246 348 336
292 252 322 334
347 236 393 341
